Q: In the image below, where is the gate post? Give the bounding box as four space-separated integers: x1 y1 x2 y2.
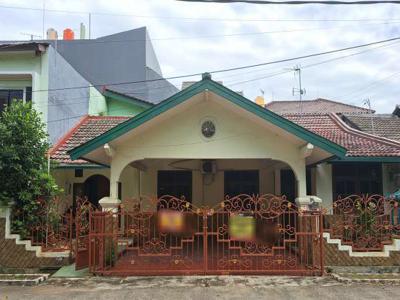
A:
98 197 121 271
99 197 121 213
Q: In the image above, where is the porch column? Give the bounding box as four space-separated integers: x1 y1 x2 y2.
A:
294 158 310 209
99 149 122 211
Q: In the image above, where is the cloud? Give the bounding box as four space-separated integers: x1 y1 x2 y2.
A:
0 0 399 112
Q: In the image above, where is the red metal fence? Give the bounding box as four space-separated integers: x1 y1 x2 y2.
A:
86 194 324 276
324 194 400 251
10 197 73 252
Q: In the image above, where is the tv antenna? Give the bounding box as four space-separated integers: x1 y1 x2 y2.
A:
362 98 375 135
20 33 42 40
289 65 306 101
285 65 306 113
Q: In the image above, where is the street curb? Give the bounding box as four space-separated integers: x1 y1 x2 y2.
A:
330 273 400 284
0 273 49 286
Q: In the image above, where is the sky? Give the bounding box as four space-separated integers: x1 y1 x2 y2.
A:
0 0 399 113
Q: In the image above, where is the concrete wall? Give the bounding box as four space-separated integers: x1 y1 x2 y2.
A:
47 46 91 144
315 163 333 210
0 51 49 128
88 86 107 116
105 97 147 116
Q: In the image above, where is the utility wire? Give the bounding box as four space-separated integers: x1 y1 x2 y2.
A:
1 3 399 22
179 0 400 5
2 20 398 46
24 35 400 94
225 40 400 86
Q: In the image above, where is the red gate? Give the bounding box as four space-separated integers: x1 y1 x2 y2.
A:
75 198 95 270
87 195 323 276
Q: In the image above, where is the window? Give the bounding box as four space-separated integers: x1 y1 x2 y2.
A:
332 163 382 200
74 168 83 177
224 170 259 197
25 87 32 102
0 89 24 112
157 171 192 201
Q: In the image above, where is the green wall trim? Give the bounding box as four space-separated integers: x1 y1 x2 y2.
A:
69 76 347 160
103 90 153 109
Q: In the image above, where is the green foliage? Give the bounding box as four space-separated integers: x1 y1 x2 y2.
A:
0 101 60 235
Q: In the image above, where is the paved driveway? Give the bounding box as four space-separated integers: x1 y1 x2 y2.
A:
1 276 399 300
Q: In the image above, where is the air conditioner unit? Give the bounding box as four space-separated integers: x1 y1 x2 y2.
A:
201 160 217 174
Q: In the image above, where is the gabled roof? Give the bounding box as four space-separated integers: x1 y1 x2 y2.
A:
265 98 374 115
69 74 347 161
341 113 400 142
284 113 400 159
50 115 129 167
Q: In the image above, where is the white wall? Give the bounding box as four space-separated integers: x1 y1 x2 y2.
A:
109 95 308 200
52 168 110 209
315 163 333 210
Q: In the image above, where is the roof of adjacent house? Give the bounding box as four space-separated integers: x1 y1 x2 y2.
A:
341 113 400 142
50 115 129 166
265 98 374 115
284 113 400 157
0 42 48 53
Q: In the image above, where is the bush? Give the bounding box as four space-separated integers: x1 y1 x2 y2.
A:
0 101 60 236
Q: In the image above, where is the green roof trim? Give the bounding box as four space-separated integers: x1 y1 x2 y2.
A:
70 76 347 160
53 164 108 169
103 89 153 109
330 156 400 163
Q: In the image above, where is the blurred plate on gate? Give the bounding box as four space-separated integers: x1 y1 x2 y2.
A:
229 214 255 241
158 210 184 233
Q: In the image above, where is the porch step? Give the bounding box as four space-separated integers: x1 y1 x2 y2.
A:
323 232 400 257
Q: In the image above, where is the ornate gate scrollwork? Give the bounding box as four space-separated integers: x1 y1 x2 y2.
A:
87 194 323 276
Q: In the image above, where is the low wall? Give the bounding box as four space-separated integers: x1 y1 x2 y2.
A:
324 239 400 266
0 206 70 271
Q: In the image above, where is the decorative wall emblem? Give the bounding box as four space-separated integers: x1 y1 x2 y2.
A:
201 120 216 138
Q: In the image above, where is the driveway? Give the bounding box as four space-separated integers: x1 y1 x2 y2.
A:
1 276 399 300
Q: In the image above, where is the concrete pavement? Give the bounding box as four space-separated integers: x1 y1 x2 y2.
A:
1 275 399 299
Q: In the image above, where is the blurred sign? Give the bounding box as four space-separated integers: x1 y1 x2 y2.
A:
158 210 184 233
229 214 255 241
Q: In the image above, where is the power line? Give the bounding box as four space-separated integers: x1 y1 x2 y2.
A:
26 35 400 94
2 20 398 46
1 3 400 22
178 0 400 4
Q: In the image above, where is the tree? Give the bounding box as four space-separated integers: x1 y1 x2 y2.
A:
0 101 59 236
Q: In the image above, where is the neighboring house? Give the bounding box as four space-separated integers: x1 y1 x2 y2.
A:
49 74 400 212
0 27 178 143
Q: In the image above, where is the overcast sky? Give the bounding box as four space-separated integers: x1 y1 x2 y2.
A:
0 0 399 112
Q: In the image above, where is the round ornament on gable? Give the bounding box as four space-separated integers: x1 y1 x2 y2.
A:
201 120 216 138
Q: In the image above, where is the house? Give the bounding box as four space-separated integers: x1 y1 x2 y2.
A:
46 75 400 275
49 75 400 213
0 27 178 143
